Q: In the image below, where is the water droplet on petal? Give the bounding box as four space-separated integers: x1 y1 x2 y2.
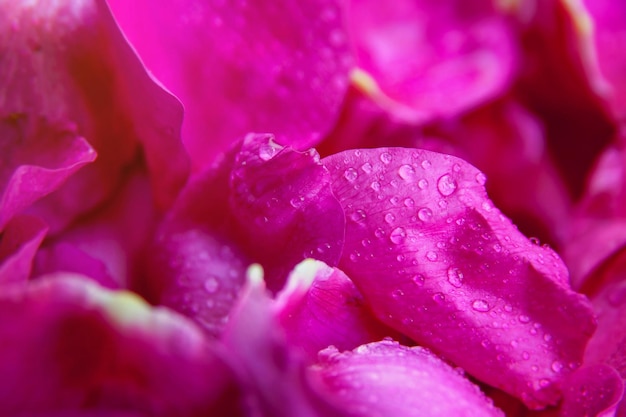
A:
417 207 433 222
412 274 425 286
374 228 385 238
350 209 367 222
290 196 305 208
447 267 464 288
371 181 381 192
259 143 279 160
204 277 219 293
398 164 416 181
390 227 407 244
344 167 358 182
426 251 438 262
421 160 432 169
452 163 461 172
384 213 396 224
417 179 428 189
380 152 392 164
437 174 458 196
361 162 373 173
551 361 564 373
518 315 531 323
433 292 445 304
471 300 490 312
391 289 404 299
476 172 487 185
403 197 414 207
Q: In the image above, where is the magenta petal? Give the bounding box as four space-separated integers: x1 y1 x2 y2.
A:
558 364 624 417
0 274 235 416
312 340 503 416
148 227 248 338
108 0 353 171
220 266 346 417
275 259 403 360
323 148 595 407
349 0 517 120
0 118 95 231
0 215 47 285
229 134 345 290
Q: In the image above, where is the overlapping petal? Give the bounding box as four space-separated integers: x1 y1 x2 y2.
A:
0 274 237 416
0 214 47 285
323 147 595 407
348 0 517 120
108 0 353 171
1 0 188 231
312 340 504 417
229 134 345 290
274 259 402 360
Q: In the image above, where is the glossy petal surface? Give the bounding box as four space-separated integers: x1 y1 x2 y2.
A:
108 0 353 171
0 215 47 285
312 340 504 417
323 148 595 407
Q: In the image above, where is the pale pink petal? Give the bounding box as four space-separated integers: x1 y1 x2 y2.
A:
0 274 236 416
323 148 595 408
107 0 353 171
558 365 623 417
312 340 504 417
349 0 517 120
229 134 345 290
274 259 403 360
0 214 47 285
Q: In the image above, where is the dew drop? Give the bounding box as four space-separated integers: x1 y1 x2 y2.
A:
551 361 564 373
390 196 400 205
350 209 367 222
447 267 464 288
432 292 445 304
290 196 305 208
344 168 358 182
390 227 407 244
391 289 404 299
361 162 373 173
518 315 531 323
493 243 502 253
398 164 416 181
384 213 396 224
452 163 461 172
417 179 428 189
471 300 490 312
522 351 530 360
349 252 360 262
412 274 425 286
374 228 385 238
421 160 432 169
380 152 392 164
370 181 381 192
426 251 438 262
403 197 414 207
437 174 458 196
204 277 219 293
476 172 487 185
417 207 433 222
259 143 279 160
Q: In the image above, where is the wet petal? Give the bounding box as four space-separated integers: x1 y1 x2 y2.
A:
0 274 236 416
323 148 595 408
349 0 517 120
0 215 47 285
0 118 95 231
221 265 346 417
229 134 345 290
275 259 402 360
1 0 188 231
558 364 623 417
108 0 353 171
311 340 503 417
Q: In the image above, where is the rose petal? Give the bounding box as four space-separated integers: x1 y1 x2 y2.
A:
312 340 504 417
1 0 188 231
0 274 236 416
220 265 346 417
229 134 345 290
323 148 595 407
558 364 624 417
0 118 95 231
349 0 517 120
108 0 353 171
0 214 47 285
274 259 403 360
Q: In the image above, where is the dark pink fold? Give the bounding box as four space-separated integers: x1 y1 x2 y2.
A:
323 147 595 408
0 274 237 416
0 215 47 285
107 0 353 171
312 340 504 416
274 259 403 360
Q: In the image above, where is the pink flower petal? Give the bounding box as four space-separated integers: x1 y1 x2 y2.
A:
0 118 95 231
312 340 504 417
220 266 346 417
107 0 353 171
0 274 236 416
558 364 624 417
275 259 403 360
323 148 595 407
0 214 47 285
1 0 188 231
349 0 517 120
229 134 345 290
